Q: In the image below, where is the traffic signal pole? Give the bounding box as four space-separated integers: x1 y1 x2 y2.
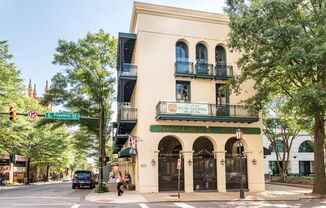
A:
99 100 106 193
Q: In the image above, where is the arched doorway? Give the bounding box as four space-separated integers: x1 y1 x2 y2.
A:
158 136 184 191
225 137 248 190
193 137 217 191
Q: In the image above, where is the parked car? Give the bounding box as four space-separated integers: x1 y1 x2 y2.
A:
72 170 96 189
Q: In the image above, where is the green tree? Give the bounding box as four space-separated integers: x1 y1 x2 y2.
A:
225 0 326 194
42 30 117 181
263 97 301 181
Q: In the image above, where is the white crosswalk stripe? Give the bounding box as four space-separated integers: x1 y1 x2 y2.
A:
174 203 196 208
139 203 150 208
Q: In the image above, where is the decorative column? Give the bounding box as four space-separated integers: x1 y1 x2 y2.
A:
244 151 264 191
182 151 194 193
153 150 160 193
214 151 226 192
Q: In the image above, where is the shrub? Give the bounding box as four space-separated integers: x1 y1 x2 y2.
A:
94 183 109 193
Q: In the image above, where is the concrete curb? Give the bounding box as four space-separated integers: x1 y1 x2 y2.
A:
266 182 313 189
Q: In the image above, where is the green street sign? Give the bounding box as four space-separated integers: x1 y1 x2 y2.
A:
45 112 80 120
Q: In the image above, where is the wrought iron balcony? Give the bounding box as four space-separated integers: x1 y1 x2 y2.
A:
119 63 137 79
118 103 137 121
195 62 214 79
215 64 233 80
156 101 259 123
175 61 194 77
117 102 137 135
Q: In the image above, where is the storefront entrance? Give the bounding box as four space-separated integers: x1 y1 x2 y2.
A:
193 137 217 191
225 138 248 190
158 136 184 191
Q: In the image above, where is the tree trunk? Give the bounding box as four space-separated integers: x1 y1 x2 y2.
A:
312 114 326 195
45 165 50 182
26 157 30 185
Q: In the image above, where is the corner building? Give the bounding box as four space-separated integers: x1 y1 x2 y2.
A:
113 2 265 193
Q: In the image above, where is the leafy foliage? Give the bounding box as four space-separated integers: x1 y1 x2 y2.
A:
225 0 326 194
42 30 117 158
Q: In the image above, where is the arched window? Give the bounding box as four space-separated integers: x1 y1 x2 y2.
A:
269 140 284 152
299 140 314 152
215 46 226 64
176 41 188 62
196 43 208 64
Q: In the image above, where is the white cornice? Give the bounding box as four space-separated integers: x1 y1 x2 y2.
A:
130 1 229 33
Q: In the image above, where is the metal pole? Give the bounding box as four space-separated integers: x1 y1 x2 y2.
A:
99 101 103 192
239 139 244 199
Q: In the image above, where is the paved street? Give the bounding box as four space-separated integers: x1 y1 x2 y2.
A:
0 183 325 208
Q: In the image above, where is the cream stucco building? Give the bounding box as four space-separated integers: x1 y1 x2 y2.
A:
113 2 265 193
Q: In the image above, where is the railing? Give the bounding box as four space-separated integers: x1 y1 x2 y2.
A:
215 64 233 79
119 63 137 77
156 101 257 118
195 62 214 77
118 102 137 120
175 61 194 76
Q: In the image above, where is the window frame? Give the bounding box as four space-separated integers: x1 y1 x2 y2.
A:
176 81 191 102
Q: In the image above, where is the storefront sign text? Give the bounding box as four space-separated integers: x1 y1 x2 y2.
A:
150 125 261 135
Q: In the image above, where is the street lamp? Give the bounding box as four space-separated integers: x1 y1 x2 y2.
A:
236 129 245 199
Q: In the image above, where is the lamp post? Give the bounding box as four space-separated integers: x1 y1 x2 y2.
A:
236 129 244 199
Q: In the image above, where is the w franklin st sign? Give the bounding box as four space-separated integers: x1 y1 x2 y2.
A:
45 112 80 120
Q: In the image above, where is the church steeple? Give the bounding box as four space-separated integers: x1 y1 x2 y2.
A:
44 80 49 95
33 84 37 98
28 79 33 97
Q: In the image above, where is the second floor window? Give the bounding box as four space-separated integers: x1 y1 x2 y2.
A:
176 81 190 101
196 43 208 64
176 41 188 62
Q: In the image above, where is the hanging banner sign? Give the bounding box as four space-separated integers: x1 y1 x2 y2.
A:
167 102 209 115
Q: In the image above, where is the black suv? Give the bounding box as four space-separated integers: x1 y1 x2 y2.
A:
72 170 96 189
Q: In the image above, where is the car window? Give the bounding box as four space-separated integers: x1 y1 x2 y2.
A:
75 172 91 177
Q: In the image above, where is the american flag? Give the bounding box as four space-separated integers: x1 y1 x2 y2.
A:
129 135 137 154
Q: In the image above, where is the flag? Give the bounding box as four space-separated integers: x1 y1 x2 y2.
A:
129 135 137 154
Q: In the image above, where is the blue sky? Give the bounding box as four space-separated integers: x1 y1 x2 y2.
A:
0 0 225 97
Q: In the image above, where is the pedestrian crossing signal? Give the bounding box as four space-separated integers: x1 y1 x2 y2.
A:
9 106 17 123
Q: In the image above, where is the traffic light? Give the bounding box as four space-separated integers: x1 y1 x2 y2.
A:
99 156 109 165
9 106 16 123
10 154 16 164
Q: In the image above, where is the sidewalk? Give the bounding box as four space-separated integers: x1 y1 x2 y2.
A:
0 181 64 191
85 184 317 204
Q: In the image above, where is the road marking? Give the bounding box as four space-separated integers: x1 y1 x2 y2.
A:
71 204 81 208
175 203 196 208
139 203 149 208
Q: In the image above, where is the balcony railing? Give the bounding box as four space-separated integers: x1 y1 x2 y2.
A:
118 102 137 121
175 61 194 77
119 63 137 77
215 64 233 80
195 62 214 77
156 101 258 122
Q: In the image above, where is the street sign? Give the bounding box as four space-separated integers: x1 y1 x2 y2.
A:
177 158 181 170
45 112 80 120
28 110 38 118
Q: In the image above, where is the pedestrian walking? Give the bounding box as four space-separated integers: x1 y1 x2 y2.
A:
269 168 273 181
116 171 124 196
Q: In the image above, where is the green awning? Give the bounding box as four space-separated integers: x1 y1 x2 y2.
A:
118 147 132 158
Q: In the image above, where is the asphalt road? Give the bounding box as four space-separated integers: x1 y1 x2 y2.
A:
0 183 325 208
